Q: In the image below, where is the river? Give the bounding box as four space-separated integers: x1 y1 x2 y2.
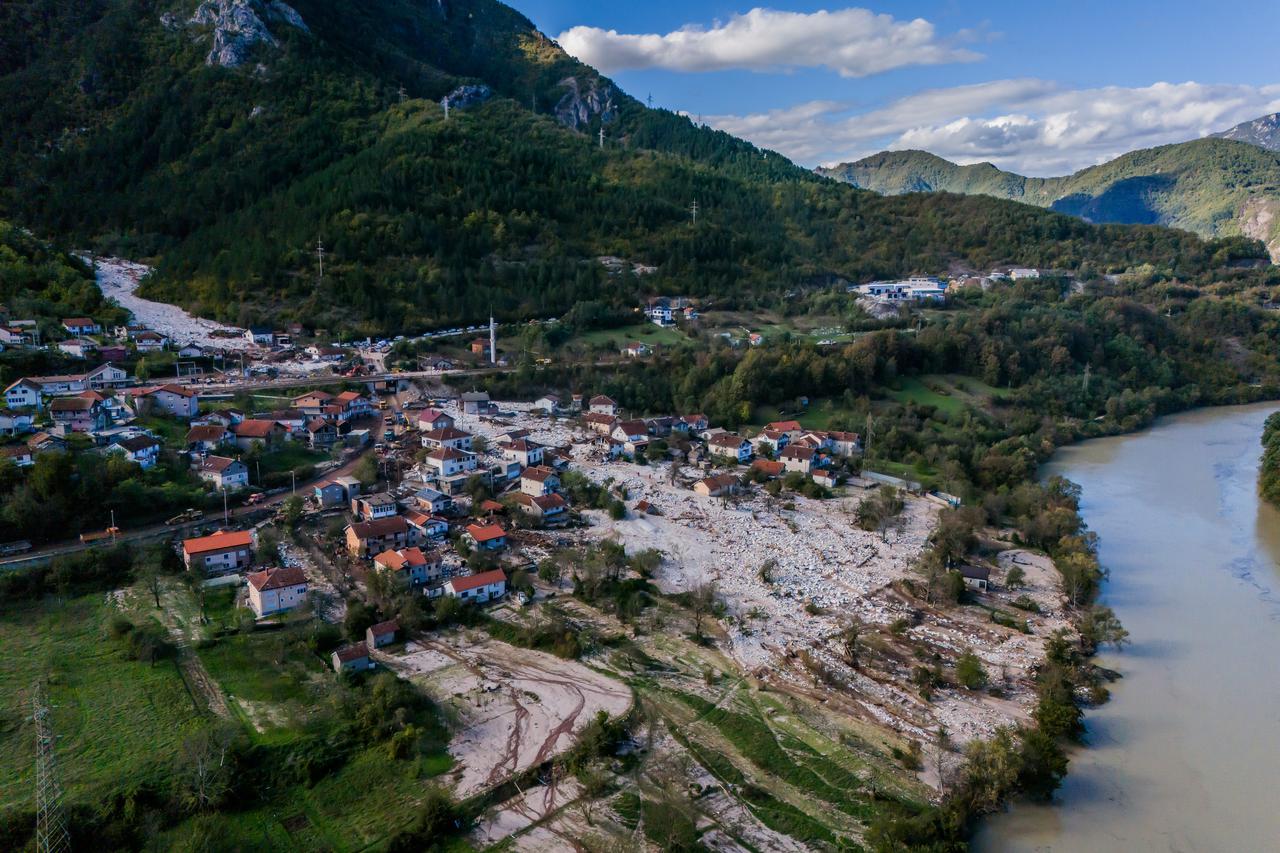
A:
976 402 1280 852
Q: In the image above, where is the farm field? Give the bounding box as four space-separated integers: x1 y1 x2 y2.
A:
0 594 206 813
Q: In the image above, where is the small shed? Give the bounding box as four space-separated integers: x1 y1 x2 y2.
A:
365 620 399 649
958 565 991 592
331 642 373 673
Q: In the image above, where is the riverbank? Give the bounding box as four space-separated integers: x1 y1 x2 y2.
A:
977 401 1280 850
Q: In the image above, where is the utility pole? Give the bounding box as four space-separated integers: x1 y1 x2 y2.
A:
316 239 325 284
33 681 71 853
222 488 229 524
397 84 406 103
489 315 497 365
690 200 699 223
291 470 296 495
1082 363 1091 396
865 414 874 457
443 99 450 121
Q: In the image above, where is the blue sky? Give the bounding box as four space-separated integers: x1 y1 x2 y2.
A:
516 1 1280 174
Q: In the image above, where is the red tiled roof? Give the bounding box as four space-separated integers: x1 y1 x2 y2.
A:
751 460 785 476
183 529 252 555
186 425 227 443
349 516 409 539
766 420 803 432
423 427 470 441
201 455 241 473
247 566 307 591
781 445 815 460
368 619 399 637
521 466 557 482
465 523 506 543
233 419 278 437
334 642 369 662
449 569 507 592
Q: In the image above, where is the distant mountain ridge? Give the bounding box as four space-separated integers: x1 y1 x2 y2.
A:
1213 112 1280 151
818 132 1280 262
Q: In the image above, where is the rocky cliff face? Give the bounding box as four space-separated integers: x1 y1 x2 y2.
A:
1214 113 1280 152
554 76 616 130
175 0 309 68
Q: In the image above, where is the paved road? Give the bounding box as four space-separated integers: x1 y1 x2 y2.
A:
0 445 375 569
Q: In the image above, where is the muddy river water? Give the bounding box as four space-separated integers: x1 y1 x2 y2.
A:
975 402 1280 852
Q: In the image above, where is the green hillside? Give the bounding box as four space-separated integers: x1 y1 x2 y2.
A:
818 139 1280 263
0 0 1264 334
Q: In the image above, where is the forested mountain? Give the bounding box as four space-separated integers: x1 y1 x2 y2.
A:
818 139 1280 264
0 0 1268 333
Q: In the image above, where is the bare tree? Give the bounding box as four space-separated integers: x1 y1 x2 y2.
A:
839 617 864 669
177 726 236 811
689 581 718 642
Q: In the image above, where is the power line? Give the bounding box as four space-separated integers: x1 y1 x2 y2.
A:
33 681 71 853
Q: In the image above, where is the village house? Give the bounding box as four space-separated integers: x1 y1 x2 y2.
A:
313 480 346 508
135 384 200 418
183 529 255 574
416 408 455 432
244 326 274 345
308 345 346 362
424 447 477 478
28 364 130 395
199 456 250 490
694 473 741 498
62 317 101 336
520 465 560 496
176 343 204 358
464 522 507 551
583 412 617 435
533 394 561 413
98 345 127 363
4 379 42 410
292 391 334 417
231 419 285 450
404 510 449 541
812 469 840 489
445 569 507 603
57 338 97 359
412 487 453 514
246 566 309 617
0 409 34 436
765 420 805 438
334 390 372 421
331 642 372 674
346 516 417 559
500 438 544 467
707 433 752 464
623 341 650 358
460 390 490 414
780 445 816 474
110 435 162 469
133 330 168 352
186 425 225 454
194 408 245 428
352 492 397 521
611 419 649 444
588 395 617 416
1 445 33 467
304 418 338 449
511 492 568 523
751 429 790 455
750 459 785 480
421 426 473 451
50 396 106 433
373 547 444 588
826 431 862 456
0 326 33 346
366 619 398 648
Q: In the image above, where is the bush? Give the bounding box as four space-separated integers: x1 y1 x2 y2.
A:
956 650 988 690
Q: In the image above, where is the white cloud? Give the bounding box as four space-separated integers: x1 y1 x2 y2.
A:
705 80 1280 174
557 7 981 78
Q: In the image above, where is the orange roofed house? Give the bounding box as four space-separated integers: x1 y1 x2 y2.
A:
464 523 507 551
183 529 255 574
246 566 308 617
444 569 507 603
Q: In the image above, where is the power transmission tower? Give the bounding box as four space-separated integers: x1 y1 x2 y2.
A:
443 99 450 120
690 200 699 223
397 84 406 103
1082 363 1090 395
647 93 653 108
598 126 605 149
32 681 71 853
316 239 325 284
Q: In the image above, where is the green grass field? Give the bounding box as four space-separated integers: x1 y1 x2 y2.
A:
0 595 207 813
197 624 328 735
570 322 688 348
257 444 329 476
